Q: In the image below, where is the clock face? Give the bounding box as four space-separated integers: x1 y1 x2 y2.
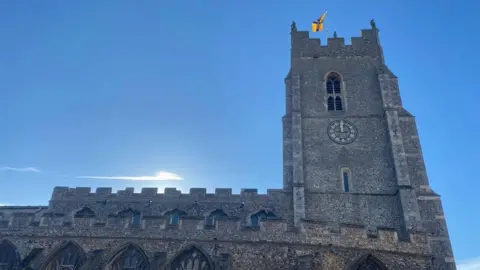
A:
327 120 357 144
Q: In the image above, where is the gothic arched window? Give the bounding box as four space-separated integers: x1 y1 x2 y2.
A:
350 254 388 270
0 240 19 270
325 72 344 111
42 241 86 270
168 245 213 270
204 209 228 229
341 168 352 192
250 210 276 226
107 243 149 270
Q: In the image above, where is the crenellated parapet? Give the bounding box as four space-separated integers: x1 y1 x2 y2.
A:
51 186 283 202
290 28 383 59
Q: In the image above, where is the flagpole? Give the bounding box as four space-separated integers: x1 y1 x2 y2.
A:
324 10 328 44
325 27 328 44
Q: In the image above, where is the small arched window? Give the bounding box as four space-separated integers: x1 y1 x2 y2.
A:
341 168 351 192
250 210 276 227
205 209 228 229
325 72 344 111
117 208 141 227
164 209 186 226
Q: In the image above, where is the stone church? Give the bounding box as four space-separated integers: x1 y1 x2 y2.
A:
0 21 455 269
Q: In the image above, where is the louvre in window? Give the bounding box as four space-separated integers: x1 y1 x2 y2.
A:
327 96 335 111
335 96 343 111
326 80 334 94
334 80 341 93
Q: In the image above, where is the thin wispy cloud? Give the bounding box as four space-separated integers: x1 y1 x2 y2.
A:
0 204 10 206
77 171 183 181
458 257 480 270
0 166 40 173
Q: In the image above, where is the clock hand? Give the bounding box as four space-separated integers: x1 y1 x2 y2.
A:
340 120 344 133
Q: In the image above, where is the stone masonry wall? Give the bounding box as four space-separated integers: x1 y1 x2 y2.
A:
1 236 431 269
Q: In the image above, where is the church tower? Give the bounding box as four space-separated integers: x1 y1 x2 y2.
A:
283 21 456 269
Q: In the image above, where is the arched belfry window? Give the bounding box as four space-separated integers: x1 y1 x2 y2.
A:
341 168 352 192
168 245 214 270
0 240 19 270
106 243 149 270
325 72 344 111
42 241 86 270
349 254 389 270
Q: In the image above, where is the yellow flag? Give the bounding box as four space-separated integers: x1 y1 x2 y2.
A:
312 11 327 32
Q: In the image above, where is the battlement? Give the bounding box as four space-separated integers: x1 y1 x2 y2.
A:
290 22 383 58
50 186 283 201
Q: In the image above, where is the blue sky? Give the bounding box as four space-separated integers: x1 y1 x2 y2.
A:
0 0 478 267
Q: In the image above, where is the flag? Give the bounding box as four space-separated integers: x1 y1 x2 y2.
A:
312 11 327 32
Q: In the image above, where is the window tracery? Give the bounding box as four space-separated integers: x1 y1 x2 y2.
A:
42 241 86 270
108 244 148 270
169 246 213 270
